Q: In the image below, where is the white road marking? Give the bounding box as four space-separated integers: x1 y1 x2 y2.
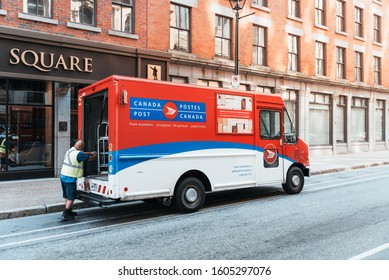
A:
349 243 389 260
305 174 389 193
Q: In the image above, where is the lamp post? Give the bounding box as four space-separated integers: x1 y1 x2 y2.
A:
229 0 247 88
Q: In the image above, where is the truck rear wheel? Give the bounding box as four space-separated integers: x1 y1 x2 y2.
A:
282 166 304 194
175 177 205 213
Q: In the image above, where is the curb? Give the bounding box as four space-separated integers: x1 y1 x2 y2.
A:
0 201 91 220
310 161 389 176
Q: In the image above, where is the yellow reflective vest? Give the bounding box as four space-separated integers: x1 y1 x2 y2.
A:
61 147 84 178
0 139 6 154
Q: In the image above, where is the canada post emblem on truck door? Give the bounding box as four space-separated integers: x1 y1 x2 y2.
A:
263 144 279 168
130 97 206 122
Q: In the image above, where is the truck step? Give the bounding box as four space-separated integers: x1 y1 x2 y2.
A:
77 191 119 207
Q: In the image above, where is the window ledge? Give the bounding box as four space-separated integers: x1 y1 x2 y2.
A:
315 74 329 79
336 31 348 37
287 15 303 23
252 64 270 70
108 30 139 39
336 78 349 83
287 70 302 75
251 4 271 13
354 36 365 42
315 24 328 31
0 9 7 16
67 22 101 33
18 12 58 25
373 41 383 47
213 56 233 64
373 0 383 6
169 49 196 59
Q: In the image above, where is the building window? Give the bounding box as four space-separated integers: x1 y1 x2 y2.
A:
336 47 346 79
71 0 96 26
282 89 298 130
336 0 346 32
112 0 134 33
309 92 331 146
315 41 326 76
0 79 53 173
315 0 326 26
256 86 274 94
374 56 381 85
170 4 190 52
288 0 300 18
215 15 231 59
336 96 346 143
253 0 268 7
373 15 381 44
253 25 267 66
197 79 221 88
170 76 188 84
351 97 367 142
23 0 52 17
376 100 385 142
354 7 363 38
288 35 299 71
354 52 363 82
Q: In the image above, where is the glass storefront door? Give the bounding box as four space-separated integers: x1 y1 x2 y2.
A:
0 78 53 179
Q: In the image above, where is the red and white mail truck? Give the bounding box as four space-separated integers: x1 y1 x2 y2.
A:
76 75 309 212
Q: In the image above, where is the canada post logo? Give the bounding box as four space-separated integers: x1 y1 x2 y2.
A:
130 97 206 122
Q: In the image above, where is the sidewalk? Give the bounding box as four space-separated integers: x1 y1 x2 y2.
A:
1 150 389 220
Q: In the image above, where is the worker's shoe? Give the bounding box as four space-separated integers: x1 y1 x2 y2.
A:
68 209 78 216
61 210 75 221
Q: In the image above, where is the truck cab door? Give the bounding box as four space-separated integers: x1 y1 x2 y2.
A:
256 108 284 184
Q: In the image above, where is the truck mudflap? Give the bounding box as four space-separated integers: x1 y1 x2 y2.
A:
77 190 120 207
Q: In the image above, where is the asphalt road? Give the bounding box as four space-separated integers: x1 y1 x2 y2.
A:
0 165 388 260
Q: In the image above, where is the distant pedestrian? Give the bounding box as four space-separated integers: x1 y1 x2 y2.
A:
60 140 96 221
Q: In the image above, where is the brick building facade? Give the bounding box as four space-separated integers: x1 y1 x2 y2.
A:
166 0 389 157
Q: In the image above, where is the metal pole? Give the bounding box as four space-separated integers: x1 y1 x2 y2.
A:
235 11 239 76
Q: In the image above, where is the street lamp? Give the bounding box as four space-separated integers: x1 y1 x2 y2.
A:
229 0 247 88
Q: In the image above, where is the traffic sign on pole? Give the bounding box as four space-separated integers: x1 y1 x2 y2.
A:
231 75 240 89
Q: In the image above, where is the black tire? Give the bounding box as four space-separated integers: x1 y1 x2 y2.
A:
282 166 304 194
175 177 205 213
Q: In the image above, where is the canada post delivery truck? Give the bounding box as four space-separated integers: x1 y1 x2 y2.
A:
76 75 309 212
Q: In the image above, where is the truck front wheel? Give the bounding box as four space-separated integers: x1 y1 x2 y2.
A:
282 166 304 194
175 177 205 213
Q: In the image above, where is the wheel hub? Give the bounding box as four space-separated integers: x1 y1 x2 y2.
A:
291 174 300 187
185 187 198 203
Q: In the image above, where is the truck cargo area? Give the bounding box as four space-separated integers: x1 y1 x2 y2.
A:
83 89 109 176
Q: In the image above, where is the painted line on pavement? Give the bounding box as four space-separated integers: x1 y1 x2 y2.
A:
305 174 389 193
349 243 389 260
307 169 389 187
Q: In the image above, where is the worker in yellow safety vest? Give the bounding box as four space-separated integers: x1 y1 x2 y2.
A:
60 140 97 221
